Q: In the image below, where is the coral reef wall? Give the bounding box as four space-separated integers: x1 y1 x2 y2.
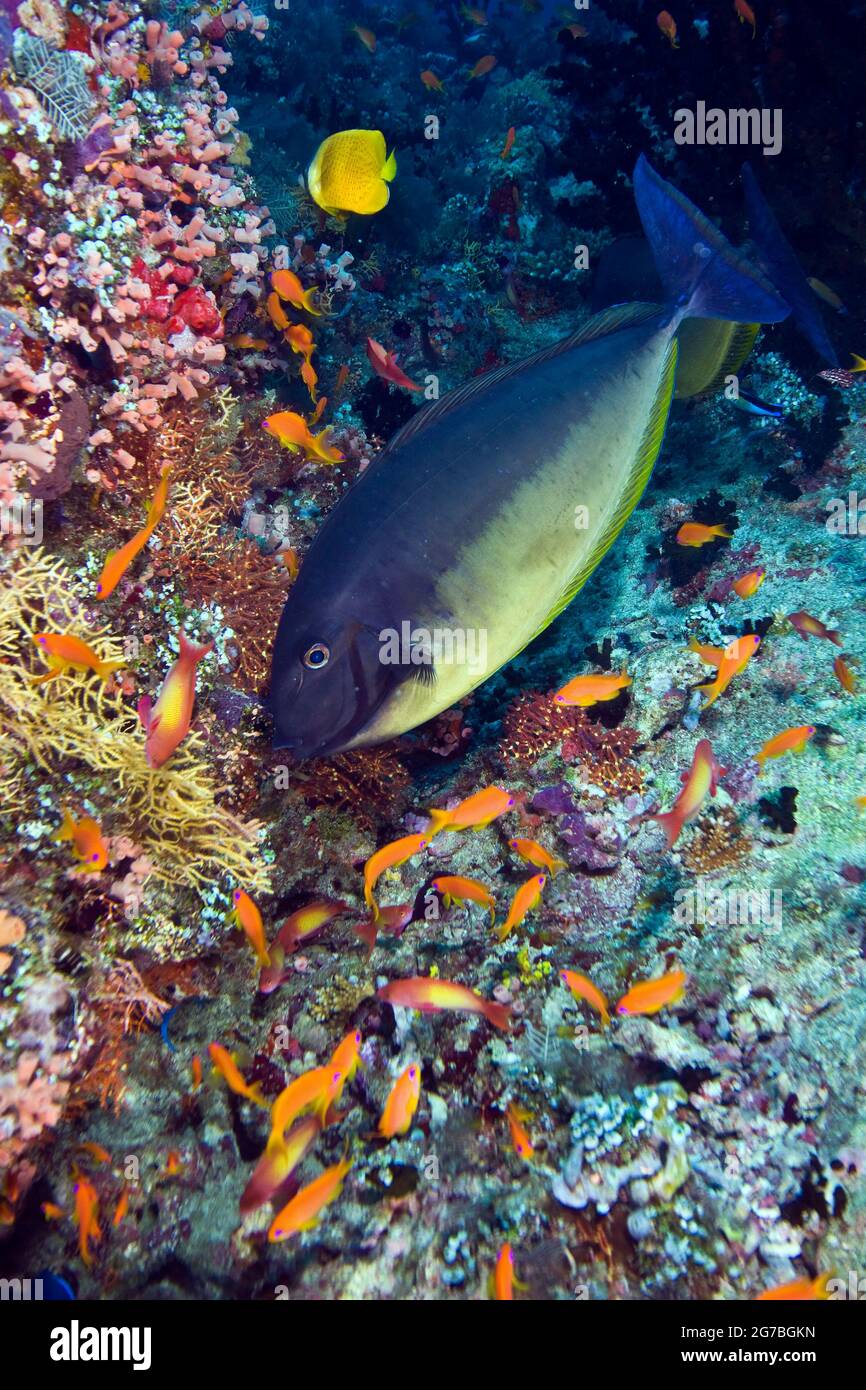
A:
1 0 865 1306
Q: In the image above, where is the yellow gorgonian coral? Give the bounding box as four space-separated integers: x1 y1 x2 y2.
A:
0 548 269 892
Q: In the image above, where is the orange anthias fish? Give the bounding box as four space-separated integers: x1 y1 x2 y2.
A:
330 1029 364 1086
300 360 318 402
266 291 291 331
191 1054 203 1091
500 126 516 159
676 521 731 547
258 900 347 992
230 334 270 351
95 466 171 599
432 874 496 922
755 1273 832 1301
560 968 611 1028
112 1186 130 1227
509 838 567 877
163 1150 184 1177
262 410 344 463
506 1102 533 1161
54 808 109 874
230 889 270 968
268 1066 344 1151
656 10 679 47
259 900 347 992
364 833 428 917
280 547 300 581
834 656 857 694
30 633 125 687
497 873 546 942
283 323 318 401
77 1142 110 1164
138 630 213 769
378 1063 421 1138
468 54 497 79
420 69 445 91
617 969 687 1017
284 322 315 359
788 610 842 646
267 1158 353 1241
639 738 725 848
354 901 414 953
553 669 631 707
240 1115 320 1215
352 24 376 52
734 0 756 39
41 1201 65 1220
271 269 321 316
73 1175 101 1266
208 1043 268 1108
491 1244 526 1300
366 336 422 391
426 786 514 835
754 724 815 770
732 567 765 599
378 976 511 1030
691 633 761 708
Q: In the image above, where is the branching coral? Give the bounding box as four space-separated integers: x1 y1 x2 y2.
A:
168 534 288 693
0 548 269 892
562 717 645 799
499 690 644 795
499 690 577 765
89 958 171 1034
294 748 411 829
681 805 751 874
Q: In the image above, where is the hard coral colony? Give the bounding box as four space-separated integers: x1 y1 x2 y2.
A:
0 0 863 1338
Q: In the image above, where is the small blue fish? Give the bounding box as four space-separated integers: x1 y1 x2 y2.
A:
728 388 785 418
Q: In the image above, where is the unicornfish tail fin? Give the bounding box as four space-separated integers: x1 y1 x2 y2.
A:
633 154 790 327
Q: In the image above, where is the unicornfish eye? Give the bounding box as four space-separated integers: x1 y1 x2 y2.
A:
303 643 330 669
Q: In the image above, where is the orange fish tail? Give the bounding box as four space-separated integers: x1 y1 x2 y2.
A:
483 1001 511 1030
646 809 683 849
355 919 378 952
248 1082 269 1109
178 630 215 665
96 659 126 686
698 680 721 708
54 808 76 842
426 808 452 837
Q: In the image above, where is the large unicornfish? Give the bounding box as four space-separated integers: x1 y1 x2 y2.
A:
269 156 788 758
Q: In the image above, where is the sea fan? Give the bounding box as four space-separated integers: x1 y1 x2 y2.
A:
12 31 95 141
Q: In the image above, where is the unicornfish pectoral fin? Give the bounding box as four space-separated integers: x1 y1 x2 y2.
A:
674 319 759 399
